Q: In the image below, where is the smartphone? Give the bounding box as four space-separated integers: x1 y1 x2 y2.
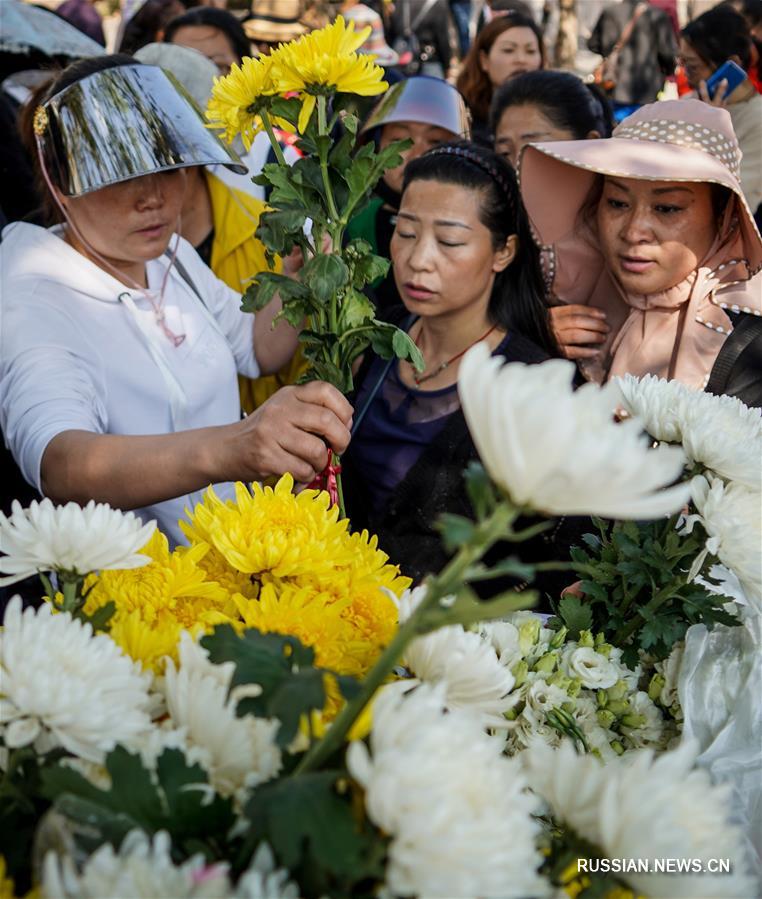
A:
705 60 747 99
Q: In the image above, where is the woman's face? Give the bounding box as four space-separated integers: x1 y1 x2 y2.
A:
60 171 186 282
380 121 457 194
494 103 581 168
678 37 713 90
170 24 239 75
596 176 717 295
480 27 542 89
391 179 515 322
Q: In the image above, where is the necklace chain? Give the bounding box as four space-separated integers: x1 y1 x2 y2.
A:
411 323 498 386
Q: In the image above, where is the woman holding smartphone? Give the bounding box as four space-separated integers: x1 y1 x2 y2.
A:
680 4 762 213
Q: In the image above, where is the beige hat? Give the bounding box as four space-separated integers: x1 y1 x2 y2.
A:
244 0 310 43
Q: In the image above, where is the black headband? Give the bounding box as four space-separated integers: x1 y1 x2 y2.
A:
424 144 515 206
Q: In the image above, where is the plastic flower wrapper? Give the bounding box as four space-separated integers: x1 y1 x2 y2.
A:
0 597 153 763
678 614 762 874
523 739 757 897
458 347 691 519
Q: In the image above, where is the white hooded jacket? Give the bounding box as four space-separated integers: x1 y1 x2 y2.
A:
0 222 260 545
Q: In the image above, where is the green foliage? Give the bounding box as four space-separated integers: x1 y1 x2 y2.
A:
201 626 360 748
251 102 418 392
41 747 237 862
556 594 594 641
238 771 387 897
562 516 740 665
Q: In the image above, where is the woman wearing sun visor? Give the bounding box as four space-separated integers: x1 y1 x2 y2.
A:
0 56 352 546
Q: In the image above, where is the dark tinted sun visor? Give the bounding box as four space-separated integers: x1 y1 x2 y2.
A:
37 63 246 197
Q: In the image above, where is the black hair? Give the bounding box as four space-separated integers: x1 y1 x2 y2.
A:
118 0 187 55
19 55 139 224
681 5 753 71
163 7 251 64
726 0 762 25
401 141 557 356
489 69 613 141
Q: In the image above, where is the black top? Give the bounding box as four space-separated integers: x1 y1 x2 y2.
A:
388 0 456 72
343 310 587 608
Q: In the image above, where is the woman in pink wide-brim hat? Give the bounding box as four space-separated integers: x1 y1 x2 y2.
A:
518 99 762 402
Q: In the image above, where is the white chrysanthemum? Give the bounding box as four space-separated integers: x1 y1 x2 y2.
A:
616 374 762 489
41 830 230 898
348 683 547 898
233 844 299 899
0 597 153 762
0 498 156 586
523 739 756 897
162 635 282 798
561 646 619 689
403 625 517 726
458 346 691 519
690 475 762 607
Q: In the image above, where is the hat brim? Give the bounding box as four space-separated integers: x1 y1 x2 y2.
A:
243 18 309 42
520 138 762 275
42 64 246 197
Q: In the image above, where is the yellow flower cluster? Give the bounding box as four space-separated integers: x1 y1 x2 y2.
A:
81 530 235 672
73 476 408 686
206 16 387 139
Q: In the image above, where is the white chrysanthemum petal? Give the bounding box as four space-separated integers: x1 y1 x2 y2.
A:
0 598 153 763
233 843 299 899
161 634 281 798
458 346 692 519
691 476 762 608
403 625 517 726
0 498 156 585
617 373 762 489
523 740 756 897
348 682 547 898
42 830 231 898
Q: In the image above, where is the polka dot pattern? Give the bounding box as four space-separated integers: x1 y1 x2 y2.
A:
612 119 742 179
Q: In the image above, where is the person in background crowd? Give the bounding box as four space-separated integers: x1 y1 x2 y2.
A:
243 0 309 54
163 5 250 75
519 100 762 407
490 69 612 168
346 77 470 317
727 0 762 91
135 41 308 410
165 4 302 201
680 4 762 215
117 0 187 54
456 14 545 146
387 0 457 80
1 56 352 547
588 0 677 121
342 142 578 603
56 0 106 46
341 0 400 71
449 0 473 58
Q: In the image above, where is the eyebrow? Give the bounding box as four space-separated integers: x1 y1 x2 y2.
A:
398 211 473 229
607 177 694 196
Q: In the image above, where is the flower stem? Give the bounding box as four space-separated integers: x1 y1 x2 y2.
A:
332 450 346 520
316 96 340 227
260 110 288 168
293 502 519 775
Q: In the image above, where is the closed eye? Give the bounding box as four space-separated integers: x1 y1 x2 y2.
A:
606 198 628 210
655 204 684 214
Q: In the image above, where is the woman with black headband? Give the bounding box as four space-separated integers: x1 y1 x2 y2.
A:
342 142 577 603
0 55 352 546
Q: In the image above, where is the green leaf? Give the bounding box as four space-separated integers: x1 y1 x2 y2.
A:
466 556 537 584
41 747 235 860
201 626 360 747
557 593 594 640
418 585 536 632
241 771 386 890
436 513 475 553
392 327 424 370
339 288 374 328
300 254 350 305
256 209 309 257
463 460 497 520
268 96 302 125
241 271 309 314
343 113 359 135
352 252 390 289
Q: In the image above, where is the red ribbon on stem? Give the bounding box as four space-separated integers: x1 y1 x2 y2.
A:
308 449 343 507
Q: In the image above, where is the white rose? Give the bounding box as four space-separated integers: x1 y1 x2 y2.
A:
563 647 619 689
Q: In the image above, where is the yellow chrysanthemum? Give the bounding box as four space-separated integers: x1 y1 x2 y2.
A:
205 53 283 150
181 476 357 582
274 17 387 131
0 858 15 899
81 530 234 671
